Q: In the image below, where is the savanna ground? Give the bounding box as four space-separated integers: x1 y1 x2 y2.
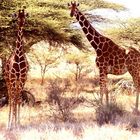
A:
0 0 140 140
1 43 140 140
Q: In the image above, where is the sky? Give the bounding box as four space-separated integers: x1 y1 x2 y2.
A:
106 0 140 17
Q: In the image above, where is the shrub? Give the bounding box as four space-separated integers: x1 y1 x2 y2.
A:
47 78 84 122
95 102 124 125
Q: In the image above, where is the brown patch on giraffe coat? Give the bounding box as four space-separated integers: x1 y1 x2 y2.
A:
16 72 20 78
96 49 102 56
20 61 26 69
19 52 23 56
108 46 113 52
89 27 93 35
13 63 20 72
105 57 109 61
108 40 115 47
19 46 23 52
87 34 93 41
98 56 104 62
103 51 109 57
20 56 24 62
118 58 125 64
91 41 98 49
102 44 108 52
84 20 89 27
10 73 16 79
80 15 84 21
11 68 15 73
13 82 16 88
79 21 83 26
76 14 80 20
133 58 138 62
10 79 15 83
20 78 26 83
16 50 19 54
98 43 103 49
99 63 104 67
82 27 88 34
21 73 26 77
94 31 99 37
109 54 114 59
21 68 27 73
15 55 20 62
112 50 117 56
104 62 108 66
109 59 114 66
100 37 106 42
96 61 99 67
94 37 99 44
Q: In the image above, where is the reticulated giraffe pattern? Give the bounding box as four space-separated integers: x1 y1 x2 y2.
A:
4 9 29 129
68 1 140 113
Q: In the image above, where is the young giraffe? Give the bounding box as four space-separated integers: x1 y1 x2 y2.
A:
4 9 29 129
68 1 140 112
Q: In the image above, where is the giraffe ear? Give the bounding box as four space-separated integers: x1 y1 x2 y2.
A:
10 13 17 23
25 13 29 18
68 3 70 7
12 13 17 19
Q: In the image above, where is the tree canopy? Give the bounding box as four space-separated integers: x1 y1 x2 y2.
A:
0 0 125 57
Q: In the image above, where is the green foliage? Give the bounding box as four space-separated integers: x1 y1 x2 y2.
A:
79 0 125 11
47 78 84 122
107 18 140 45
0 0 126 57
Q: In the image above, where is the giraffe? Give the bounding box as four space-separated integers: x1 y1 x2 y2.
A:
4 9 29 129
68 1 140 113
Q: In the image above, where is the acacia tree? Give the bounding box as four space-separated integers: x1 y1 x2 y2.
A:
107 18 140 46
28 41 61 85
66 50 91 81
0 0 84 76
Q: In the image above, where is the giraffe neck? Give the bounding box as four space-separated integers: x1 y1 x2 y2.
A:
15 27 24 54
74 9 104 50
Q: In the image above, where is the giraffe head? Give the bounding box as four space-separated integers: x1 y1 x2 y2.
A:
12 9 28 27
68 1 79 17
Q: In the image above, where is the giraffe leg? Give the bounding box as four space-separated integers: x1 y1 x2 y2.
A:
17 86 22 128
99 68 108 105
16 93 21 127
8 99 12 130
8 88 14 130
15 92 21 128
8 100 15 130
132 77 140 115
17 102 20 127
134 87 140 115
135 89 139 111
14 102 17 128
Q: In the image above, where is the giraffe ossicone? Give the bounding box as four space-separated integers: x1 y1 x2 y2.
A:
69 2 140 113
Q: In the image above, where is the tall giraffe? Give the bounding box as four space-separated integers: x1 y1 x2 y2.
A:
68 1 140 113
4 9 29 129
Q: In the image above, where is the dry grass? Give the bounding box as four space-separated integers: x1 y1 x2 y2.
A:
1 43 140 139
0 76 140 139
0 122 140 140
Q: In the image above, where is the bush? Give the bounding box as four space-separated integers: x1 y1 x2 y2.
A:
47 78 84 122
95 102 124 125
0 79 35 107
107 18 140 45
